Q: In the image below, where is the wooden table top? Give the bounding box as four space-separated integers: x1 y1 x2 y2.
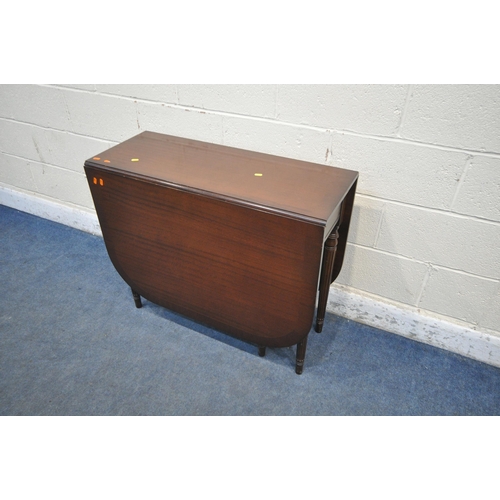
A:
85 131 358 225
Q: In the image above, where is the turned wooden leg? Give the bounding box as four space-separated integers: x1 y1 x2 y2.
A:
258 346 266 357
296 336 308 375
131 288 142 308
316 226 340 333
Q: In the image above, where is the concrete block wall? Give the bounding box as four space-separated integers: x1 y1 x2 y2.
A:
1 84 499 365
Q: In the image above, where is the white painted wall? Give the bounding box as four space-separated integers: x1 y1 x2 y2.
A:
1 84 499 365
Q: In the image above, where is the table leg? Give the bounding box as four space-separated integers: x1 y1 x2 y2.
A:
295 336 308 374
131 288 142 308
315 226 339 333
258 346 266 357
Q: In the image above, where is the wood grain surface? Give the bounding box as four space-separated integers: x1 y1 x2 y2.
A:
86 167 324 347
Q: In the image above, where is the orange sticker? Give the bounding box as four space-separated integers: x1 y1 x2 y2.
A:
104 160 110 163
93 157 101 160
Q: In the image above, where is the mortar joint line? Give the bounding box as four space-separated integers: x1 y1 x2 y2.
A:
134 101 141 131
21 85 500 159
0 116 113 145
274 84 279 120
27 162 39 193
59 88 74 134
357 192 500 227
450 155 473 210
395 84 412 138
0 150 87 176
373 203 387 247
350 241 499 282
416 264 433 307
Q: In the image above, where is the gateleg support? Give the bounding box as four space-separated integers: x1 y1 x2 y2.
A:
316 226 340 333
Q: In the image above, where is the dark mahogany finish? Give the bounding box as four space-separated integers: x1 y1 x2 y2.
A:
84 132 358 374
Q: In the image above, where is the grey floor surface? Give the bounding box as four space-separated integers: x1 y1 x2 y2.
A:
1 204 499 415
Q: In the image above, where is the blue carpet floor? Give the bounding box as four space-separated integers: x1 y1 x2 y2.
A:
1 204 499 415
